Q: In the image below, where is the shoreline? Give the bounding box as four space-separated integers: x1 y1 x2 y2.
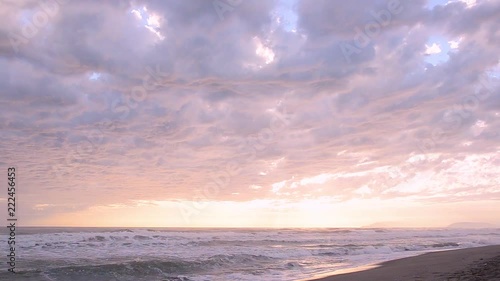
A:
308 245 500 281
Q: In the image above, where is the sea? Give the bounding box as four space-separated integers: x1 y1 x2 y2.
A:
1 227 499 281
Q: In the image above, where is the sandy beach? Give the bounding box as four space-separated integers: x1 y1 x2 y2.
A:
310 245 500 281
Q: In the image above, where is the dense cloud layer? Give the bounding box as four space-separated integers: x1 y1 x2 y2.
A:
1 0 499 225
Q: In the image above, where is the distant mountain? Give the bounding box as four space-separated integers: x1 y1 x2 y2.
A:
447 222 496 229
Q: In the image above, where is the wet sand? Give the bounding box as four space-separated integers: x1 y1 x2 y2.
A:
309 245 500 281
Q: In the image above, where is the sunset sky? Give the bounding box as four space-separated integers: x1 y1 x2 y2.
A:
1 0 499 227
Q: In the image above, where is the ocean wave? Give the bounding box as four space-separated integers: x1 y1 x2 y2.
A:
312 242 463 257
431 242 460 248
2 228 500 281
109 229 135 233
85 235 106 242
3 254 279 281
133 235 153 240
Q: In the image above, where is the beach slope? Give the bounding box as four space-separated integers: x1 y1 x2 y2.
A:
310 245 500 281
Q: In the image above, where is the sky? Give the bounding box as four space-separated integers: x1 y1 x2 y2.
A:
0 0 499 228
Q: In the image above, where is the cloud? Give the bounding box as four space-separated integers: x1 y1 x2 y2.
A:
0 0 499 225
425 43 442 54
